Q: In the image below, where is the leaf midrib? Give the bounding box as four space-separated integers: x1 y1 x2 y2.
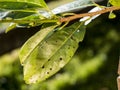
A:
20 26 57 65
42 23 82 66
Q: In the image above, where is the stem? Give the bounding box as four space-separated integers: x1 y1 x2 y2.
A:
60 6 120 23
0 6 120 25
117 57 120 90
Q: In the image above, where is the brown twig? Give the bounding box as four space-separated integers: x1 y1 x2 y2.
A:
117 56 120 90
60 6 120 23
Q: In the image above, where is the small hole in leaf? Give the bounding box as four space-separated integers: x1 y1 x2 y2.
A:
56 41 58 43
40 46 43 48
71 36 74 40
60 57 62 60
71 36 76 41
11 11 14 14
47 72 49 74
48 59 50 61
42 65 45 69
50 68 52 70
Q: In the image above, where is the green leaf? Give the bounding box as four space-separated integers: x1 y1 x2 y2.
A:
38 0 48 9
20 22 86 84
0 11 36 19
19 25 57 65
17 14 45 27
0 1 42 11
0 0 49 23
52 0 95 14
0 23 10 33
0 11 49 28
5 23 17 33
108 12 116 19
0 0 48 10
109 0 120 6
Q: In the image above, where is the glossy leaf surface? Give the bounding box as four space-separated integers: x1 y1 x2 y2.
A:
52 0 94 14
0 0 47 10
0 11 48 30
109 0 120 6
108 12 116 19
19 25 57 65
0 1 41 11
20 22 86 84
0 11 36 19
0 0 50 30
5 23 17 33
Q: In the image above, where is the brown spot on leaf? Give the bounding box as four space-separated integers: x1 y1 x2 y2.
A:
60 57 63 60
47 72 49 74
50 68 52 70
48 59 50 61
42 65 44 69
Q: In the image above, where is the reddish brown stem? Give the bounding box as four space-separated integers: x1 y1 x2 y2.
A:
118 57 120 90
60 6 120 23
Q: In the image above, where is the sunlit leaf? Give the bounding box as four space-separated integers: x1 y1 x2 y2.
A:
52 0 95 14
109 0 120 6
18 14 46 27
0 11 49 28
20 22 86 84
19 25 57 65
108 12 116 19
38 0 48 9
0 1 42 11
0 0 48 10
0 11 36 19
0 23 10 33
5 23 17 33
0 0 49 24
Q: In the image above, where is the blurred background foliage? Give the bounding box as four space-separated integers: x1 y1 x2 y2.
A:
0 0 120 90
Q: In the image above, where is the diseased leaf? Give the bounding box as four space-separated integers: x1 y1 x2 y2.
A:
20 22 86 84
19 25 57 65
109 0 120 6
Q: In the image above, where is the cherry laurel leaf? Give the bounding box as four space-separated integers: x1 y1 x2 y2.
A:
20 22 86 84
0 0 48 10
109 0 120 6
19 25 57 65
52 0 94 14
